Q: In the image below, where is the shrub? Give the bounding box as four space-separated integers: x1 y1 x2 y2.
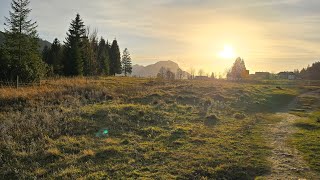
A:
205 114 219 126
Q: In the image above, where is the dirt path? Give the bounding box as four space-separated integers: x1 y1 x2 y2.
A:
264 113 317 179
263 91 320 180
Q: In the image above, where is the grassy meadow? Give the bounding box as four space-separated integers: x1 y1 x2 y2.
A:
290 89 320 174
0 77 319 179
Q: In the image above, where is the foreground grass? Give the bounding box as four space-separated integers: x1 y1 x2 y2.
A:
289 88 320 175
0 77 304 179
291 112 320 173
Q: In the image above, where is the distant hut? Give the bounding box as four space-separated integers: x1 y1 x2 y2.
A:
278 72 296 80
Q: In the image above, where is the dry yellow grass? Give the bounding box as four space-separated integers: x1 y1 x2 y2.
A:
2 77 316 179
82 149 95 156
0 85 55 99
103 138 121 145
47 148 61 156
0 77 149 100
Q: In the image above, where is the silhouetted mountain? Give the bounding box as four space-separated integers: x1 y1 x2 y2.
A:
132 60 190 78
0 31 51 51
38 38 51 51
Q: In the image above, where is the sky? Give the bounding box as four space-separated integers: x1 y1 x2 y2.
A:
1 0 320 75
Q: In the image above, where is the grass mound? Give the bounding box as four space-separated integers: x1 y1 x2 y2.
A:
234 113 246 119
204 114 219 126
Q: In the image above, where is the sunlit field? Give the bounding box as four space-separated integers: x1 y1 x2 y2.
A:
1 77 319 179
2 0 320 179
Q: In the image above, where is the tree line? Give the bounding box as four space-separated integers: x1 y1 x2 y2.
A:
157 67 216 80
299 62 320 80
0 0 132 83
227 57 320 80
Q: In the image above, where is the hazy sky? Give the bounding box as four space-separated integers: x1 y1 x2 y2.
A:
1 0 320 74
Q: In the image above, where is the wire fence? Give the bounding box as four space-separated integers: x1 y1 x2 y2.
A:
0 75 42 88
0 81 41 88
0 76 99 88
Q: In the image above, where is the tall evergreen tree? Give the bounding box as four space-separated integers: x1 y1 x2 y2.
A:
64 13 86 76
121 48 132 76
106 40 111 74
0 47 10 79
1 0 45 82
97 38 110 75
50 38 63 75
109 39 121 76
42 45 51 64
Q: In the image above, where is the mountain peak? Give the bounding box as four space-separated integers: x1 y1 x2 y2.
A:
132 60 188 77
156 60 176 63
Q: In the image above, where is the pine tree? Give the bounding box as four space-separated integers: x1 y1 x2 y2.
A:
121 48 132 76
50 38 63 75
210 72 215 79
97 38 110 75
42 45 51 64
109 39 121 76
0 47 10 79
1 0 45 82
64 14 86 76
81 37 92 76
301 62 320 80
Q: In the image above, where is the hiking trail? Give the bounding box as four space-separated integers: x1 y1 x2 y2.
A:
263 90 320 179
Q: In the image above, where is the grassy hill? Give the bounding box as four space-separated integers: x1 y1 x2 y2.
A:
0 77 319 179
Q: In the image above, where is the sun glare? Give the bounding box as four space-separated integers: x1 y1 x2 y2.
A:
219 45 236 59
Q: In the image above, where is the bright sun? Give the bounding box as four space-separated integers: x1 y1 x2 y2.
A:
219 45 236 59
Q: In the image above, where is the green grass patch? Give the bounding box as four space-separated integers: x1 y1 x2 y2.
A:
291 111 320 174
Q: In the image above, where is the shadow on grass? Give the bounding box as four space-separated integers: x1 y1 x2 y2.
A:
179 164 270 180
294 122 320 131
246 94 297 114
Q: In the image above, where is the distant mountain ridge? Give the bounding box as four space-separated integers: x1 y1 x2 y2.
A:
0 31 51 51
132 60 190 78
